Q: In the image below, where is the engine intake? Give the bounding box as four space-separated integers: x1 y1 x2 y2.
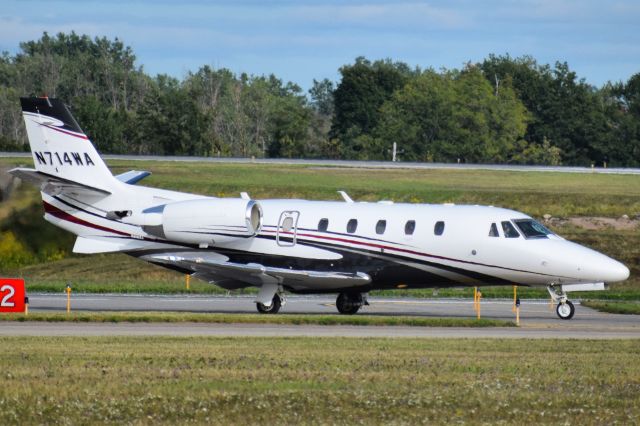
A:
142 198 262 246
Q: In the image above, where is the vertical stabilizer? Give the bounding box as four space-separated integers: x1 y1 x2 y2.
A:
20 97 116 193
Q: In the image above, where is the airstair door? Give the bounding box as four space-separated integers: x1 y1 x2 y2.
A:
276 211 299 247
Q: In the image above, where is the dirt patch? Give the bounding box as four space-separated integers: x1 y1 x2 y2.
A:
546 216 640 231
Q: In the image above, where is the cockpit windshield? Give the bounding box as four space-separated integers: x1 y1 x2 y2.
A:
513 219 553 239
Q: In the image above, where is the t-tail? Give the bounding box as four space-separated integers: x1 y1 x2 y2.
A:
15 97 118 194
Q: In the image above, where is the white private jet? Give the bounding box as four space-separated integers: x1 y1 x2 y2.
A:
10 97 630 319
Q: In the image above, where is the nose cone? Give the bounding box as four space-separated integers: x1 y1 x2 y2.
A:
551 241 631 283
579 252 630 283
601 258 630 283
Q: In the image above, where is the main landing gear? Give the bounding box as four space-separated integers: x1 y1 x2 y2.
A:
547 285 575 320
336 292 368 315
256 293 282 314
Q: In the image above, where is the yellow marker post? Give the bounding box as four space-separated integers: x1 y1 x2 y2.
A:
516 306 520 326
24 297 29 317
476 290 482 320
549 297 554 311
186 274 191 291
512 285 517 312
65 284 72 314
473 287 478 312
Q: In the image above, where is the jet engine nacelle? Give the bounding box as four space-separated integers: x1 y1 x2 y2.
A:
142 198 262 246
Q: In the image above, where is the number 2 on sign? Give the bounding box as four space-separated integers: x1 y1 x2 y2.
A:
0 279 25 313
0 284 15 307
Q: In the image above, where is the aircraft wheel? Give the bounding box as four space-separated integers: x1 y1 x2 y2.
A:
336 292 362 315
257 294 281 314
556 300 575 320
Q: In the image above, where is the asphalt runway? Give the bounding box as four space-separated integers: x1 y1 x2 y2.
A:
2 294 638 339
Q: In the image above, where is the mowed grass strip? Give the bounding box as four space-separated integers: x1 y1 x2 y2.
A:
0 311 514 327
582 300 640 315
4 156 640 217
0 337 638 424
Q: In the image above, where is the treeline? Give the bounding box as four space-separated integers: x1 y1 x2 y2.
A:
1 32 639 166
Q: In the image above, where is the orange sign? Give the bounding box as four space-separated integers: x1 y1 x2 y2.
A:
0 278 26 313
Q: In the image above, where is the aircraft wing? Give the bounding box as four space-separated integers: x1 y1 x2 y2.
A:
9 167 111 197
141 251 371 292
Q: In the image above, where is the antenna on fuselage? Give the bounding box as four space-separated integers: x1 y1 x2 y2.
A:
337 191 354 203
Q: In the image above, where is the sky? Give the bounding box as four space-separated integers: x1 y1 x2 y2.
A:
1 0 639 90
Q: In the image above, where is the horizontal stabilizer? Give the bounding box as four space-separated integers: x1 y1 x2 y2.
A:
115 170 151 185
9 168 111 197
73 236 149 254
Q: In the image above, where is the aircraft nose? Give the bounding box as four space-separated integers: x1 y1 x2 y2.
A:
602 259 630 283
582 254 630 283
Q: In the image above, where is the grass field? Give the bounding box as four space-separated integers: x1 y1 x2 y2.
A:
0 337 638 424
0 312 514 327
4 157 640 217
2 157 639 299
582 300 640 315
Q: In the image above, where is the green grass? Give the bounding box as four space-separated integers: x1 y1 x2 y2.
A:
4 156 640 217
582 300 640 315
0 311 514 327
0 337 638 424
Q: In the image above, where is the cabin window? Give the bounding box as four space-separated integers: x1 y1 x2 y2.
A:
513 219 552 239
489 223 499 237
318 218 329 232
501 221 520 238
347 219 358 233
434 221 445 236
405 220 416 235
376 220 387 235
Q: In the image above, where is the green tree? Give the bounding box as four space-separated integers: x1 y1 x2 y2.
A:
374 67 528 163
331 57 414 158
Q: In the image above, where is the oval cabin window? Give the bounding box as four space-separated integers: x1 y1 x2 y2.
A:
434 221 445 236
405 220 416 235
376 220 386 235
347 219 358 234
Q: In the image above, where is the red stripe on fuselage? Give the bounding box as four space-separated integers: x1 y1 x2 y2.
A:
43 201 129 236
261 228 558 277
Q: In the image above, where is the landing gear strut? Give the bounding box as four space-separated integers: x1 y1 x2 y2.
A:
547 285 575 320
336 292 367 315
256 293 282 314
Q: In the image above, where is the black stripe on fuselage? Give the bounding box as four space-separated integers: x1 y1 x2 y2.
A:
47 197 555 287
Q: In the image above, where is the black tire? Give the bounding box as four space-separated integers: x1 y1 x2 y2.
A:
336 292 362 315
257 294 281 314
556 300 575 320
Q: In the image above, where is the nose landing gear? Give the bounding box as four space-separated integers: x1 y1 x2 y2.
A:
547 285 575 320
556 300 575 320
